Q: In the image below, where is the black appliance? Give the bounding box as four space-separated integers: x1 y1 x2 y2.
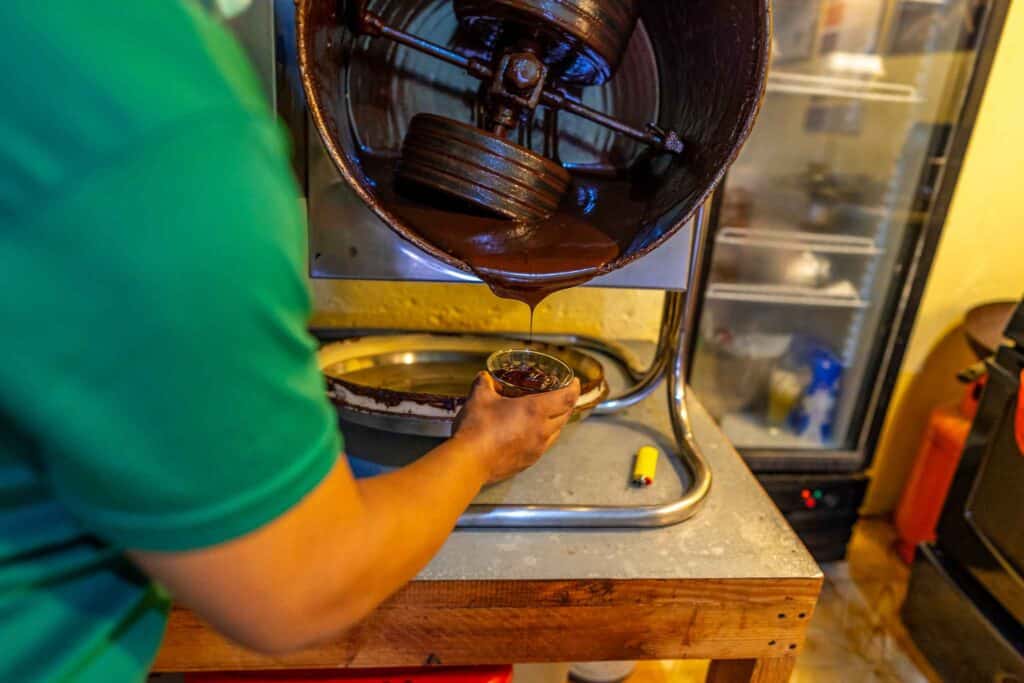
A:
903 301 1024 682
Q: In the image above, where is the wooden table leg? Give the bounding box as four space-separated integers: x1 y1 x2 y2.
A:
705 655 797 683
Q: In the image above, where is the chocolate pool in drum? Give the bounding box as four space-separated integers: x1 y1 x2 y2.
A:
363 157 639 312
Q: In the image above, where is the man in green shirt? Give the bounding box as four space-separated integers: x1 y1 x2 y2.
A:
0 2 579 681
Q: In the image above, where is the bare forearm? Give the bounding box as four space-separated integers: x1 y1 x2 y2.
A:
299 437 487 640
131 438 487 654
130 374 576 655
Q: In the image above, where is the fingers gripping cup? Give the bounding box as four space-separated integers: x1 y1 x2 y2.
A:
487 349 575 398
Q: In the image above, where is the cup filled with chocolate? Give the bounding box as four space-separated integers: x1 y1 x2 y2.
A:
487 349 575 398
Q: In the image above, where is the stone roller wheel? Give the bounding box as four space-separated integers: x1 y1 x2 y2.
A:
453 0 639 86
397 114 572 222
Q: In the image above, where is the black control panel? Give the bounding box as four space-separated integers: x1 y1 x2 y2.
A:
758 473 869 562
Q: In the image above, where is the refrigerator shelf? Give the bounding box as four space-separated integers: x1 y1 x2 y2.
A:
720 412 829 450
767 71 922 104
717 227 881 255
706 282 867 309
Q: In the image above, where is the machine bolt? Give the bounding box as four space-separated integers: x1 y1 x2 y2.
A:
505 53 544 91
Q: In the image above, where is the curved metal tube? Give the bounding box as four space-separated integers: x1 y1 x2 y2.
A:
545 335 647 381
668 199 714 490
458 199 715 528
458 372 712 526
593 291 683 415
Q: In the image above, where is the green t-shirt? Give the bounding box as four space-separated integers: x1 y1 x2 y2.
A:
1 2 341 681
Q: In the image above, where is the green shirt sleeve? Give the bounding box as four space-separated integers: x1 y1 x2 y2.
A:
0 1 341 553
9 111 342 552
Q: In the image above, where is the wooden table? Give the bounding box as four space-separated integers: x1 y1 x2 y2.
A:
154 360 822 683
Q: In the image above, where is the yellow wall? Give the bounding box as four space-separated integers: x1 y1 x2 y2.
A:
311 279 666 340
863 2 1024 514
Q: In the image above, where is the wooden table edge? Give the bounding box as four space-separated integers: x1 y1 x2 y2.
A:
154 574 823 678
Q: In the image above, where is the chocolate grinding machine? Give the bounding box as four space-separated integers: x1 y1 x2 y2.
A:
270 0 769 528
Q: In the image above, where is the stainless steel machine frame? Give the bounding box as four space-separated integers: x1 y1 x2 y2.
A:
458 199 714 528
315 200 715 528
239 1 720 528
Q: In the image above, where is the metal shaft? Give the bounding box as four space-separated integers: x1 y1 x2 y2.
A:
356 11 684 155
365 15 492 80
540 90 683 154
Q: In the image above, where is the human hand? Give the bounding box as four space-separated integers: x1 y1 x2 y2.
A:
453 372 581 483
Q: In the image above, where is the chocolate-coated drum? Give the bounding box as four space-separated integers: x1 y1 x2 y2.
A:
398 114 572 221
453 0 640 86
297 0 771 286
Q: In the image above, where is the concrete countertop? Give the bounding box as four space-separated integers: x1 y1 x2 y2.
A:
339 342 821 584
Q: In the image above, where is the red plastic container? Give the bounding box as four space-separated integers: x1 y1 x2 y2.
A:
893 379 984 564
184 667 513 683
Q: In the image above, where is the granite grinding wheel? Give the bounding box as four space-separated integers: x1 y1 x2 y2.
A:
453 0 639 85
397 114 571 221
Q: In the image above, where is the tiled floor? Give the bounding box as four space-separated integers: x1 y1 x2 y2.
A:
151 519 936 683
830 519 940 682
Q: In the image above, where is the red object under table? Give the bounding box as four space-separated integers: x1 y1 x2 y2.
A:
893 378 985 564
184 667 514 683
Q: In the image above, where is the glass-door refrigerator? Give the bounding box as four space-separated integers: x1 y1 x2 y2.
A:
690 0 1010 561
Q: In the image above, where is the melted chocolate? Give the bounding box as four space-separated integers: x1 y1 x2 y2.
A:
493 363 561 393
401 204 621 308
364 157 649 309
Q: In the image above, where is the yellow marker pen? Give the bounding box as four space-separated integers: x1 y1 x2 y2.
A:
632 446 659 487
